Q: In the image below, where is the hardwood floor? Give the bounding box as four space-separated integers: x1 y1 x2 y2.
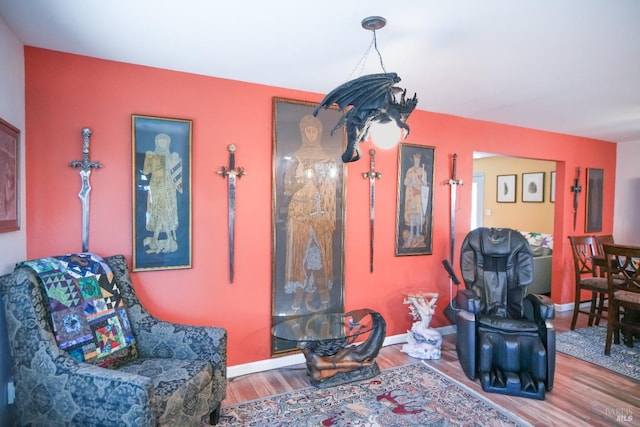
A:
222 311 639 426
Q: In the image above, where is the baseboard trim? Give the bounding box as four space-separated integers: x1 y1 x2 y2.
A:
227 324 456 379
555 299 604 313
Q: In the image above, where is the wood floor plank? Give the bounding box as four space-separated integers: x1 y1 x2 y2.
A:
223 311 639 426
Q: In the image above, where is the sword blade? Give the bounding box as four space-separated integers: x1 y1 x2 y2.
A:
78 169 92 252
228 174 236 283
369 177 375 273
450 184 457 264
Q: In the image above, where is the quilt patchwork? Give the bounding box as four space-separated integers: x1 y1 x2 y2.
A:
18 253 136 367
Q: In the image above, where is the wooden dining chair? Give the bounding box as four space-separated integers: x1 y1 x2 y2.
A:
568 235 609 330
591 234 617 280
603 243 640 355
595 234 615 256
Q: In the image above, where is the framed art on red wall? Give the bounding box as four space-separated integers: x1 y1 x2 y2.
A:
270 97 347 356
585 168 604 233
395 143 435 256
0 117 20 233
131 114 192 271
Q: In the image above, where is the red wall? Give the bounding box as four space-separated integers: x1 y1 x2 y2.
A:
25 47 616 366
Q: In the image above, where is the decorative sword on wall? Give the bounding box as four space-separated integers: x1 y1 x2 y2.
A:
570 166 582 231
69 127 102 253
217 144 245 283
445 154 463 265
362 149 382 273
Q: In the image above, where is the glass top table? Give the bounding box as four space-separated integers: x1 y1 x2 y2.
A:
271 308 385 388
271 308 375 344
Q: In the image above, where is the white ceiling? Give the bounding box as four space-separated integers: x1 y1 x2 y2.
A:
1 0 639 143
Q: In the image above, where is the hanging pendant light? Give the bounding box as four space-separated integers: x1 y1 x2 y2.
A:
313 16 418 163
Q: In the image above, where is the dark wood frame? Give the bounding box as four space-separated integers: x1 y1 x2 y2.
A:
0 117 20 233
550 171 556 203
496 174 517 203
522 172 545 203
271 97 347 356
131 114 192 271
395 143 435 256
585 168 604 233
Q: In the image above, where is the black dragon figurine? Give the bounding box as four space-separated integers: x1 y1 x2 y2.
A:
313 72 418 163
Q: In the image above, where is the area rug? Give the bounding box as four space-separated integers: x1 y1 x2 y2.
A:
218 362 531 426
556 325 640 381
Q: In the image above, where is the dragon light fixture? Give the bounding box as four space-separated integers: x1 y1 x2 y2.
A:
314 16 418 163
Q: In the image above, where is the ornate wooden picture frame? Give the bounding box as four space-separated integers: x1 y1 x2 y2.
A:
271 97 347 356
0 117 20 233
395 143 435 256
131 114 192 271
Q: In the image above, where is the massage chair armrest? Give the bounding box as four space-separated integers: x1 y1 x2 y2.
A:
523 293 555 322
456 289 481 314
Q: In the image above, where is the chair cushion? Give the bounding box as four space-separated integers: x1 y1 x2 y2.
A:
17 253 137 367
579 276 609 291
118 358 214 425
614 290 640 304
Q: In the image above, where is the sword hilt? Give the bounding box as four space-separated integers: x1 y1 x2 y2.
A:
445 153 463 186
217 144 246 179
362 149 382 180
571 167 582 193
69 127 102 171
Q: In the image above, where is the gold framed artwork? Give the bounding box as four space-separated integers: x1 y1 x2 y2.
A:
271 97 347 356
585 168 604 233
395 143 435 256
131 114 192 271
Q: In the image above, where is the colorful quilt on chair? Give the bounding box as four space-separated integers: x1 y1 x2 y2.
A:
18 253 136 367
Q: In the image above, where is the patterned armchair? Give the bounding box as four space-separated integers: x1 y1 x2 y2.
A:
0 254 227 426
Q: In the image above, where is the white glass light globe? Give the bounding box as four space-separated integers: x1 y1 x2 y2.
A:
369 121 401 149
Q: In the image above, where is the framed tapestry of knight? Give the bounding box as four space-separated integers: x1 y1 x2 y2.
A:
395 143 435 256
271 97 347 356
131 114 192 271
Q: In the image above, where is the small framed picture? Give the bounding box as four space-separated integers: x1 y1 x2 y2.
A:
550 171 556 203
496 174 516 203
522 172 545 203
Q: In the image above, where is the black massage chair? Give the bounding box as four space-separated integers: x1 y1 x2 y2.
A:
445 227 555 400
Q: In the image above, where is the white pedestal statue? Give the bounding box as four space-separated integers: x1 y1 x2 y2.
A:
401 290 442 360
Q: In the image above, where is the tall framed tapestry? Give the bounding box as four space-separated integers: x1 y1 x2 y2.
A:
585 168 604 233
395 143 435 256
0 117 20 233
271 97 347 356
132 114 192 271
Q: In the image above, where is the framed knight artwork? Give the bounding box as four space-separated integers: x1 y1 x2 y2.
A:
131 114 192 271
395 143 435 256
271 97 347 356
0 117 20 233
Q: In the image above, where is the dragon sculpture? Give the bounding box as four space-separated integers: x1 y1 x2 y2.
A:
313 72 418 163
